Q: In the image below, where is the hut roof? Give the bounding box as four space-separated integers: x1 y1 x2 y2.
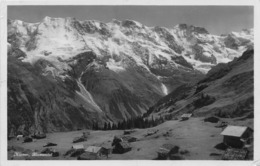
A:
85 146 102 154
147 129 158 134
222 148 248 160
73 136 86 143
157 144 178 154
43 142 57 147
221 125 249 137
181 114 192 118
115 135 136 142
72 144 84 150
157 148 170 154
101 144 113 150
161 144 176 150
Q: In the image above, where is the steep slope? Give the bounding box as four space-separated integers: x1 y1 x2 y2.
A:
8 49 107 136
147 49 253 119
66 51 164 120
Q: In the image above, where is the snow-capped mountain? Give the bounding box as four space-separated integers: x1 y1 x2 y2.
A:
8 17 253 73
7 16 253 135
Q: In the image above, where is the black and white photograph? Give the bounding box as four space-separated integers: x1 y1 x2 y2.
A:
0 0 259 165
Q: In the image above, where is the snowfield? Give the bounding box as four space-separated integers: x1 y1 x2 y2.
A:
8 17 253 75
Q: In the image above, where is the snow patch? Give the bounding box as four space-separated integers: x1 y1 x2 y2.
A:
106 58 125 72
203 52 212 57
8 17 254 77
76 74 103 113
161 83 168 95
42 65 57 77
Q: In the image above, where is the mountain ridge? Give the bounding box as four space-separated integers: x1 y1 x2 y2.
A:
7 16 254 135
146 49 254 119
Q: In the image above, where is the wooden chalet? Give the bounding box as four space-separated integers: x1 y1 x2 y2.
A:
220 125 253 148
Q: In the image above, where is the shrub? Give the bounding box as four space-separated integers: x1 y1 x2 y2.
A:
194 84 208 94
180 149 190 155
193 93 216 109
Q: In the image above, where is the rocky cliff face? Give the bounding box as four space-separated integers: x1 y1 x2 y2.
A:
7 17 253 135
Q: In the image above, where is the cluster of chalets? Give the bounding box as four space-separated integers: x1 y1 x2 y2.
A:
64 131 138 160
9 115 253 160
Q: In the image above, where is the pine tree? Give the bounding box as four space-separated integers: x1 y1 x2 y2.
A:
92 121 96 130
96 122 99 130
112 123 116 130
122 119 126 130
131 117 135 129
117 121 121 130
103 122 107 130
107 122 111 130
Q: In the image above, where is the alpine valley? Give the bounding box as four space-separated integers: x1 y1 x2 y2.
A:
7 16 253 136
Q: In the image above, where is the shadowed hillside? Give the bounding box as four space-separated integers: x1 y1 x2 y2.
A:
147 49 254 119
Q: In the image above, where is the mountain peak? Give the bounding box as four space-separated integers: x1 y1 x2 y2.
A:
42 16 77 23
9 19 24 26
176 24 209 34
121 19 143 28
241 28 253 35
110 19 121 25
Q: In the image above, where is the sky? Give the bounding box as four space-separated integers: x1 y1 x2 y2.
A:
8 6 253 35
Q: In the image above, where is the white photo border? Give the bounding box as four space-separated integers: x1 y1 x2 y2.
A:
0 0 259 166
